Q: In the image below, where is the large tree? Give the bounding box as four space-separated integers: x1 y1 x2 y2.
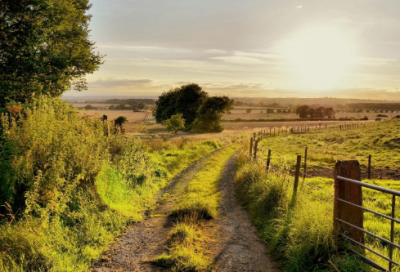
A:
0 0 103 106
192 96 234 132
155 84 207 128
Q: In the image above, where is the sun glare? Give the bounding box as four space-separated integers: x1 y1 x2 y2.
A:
283 26 356 90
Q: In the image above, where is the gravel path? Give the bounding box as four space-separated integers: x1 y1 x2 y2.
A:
92 152 216 272
211 154 280 272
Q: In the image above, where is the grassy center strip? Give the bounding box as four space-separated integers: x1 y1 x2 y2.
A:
152 145 238 271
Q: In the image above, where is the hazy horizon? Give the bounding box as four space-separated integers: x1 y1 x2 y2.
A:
64 0 400 100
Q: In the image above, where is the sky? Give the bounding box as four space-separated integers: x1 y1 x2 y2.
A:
64 0 400 99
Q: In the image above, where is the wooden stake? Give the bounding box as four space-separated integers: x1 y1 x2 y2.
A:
293 155 301 196
334 160 364 245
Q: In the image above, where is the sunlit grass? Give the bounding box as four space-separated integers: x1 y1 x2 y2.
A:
153 145 238 271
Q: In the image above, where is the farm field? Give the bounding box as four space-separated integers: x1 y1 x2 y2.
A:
76 108 375 136
235 119 400 271
225 108 393 121
79 110 151 122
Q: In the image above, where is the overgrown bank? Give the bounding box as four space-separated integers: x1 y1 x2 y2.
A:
0 97 224 271
233 143 370 272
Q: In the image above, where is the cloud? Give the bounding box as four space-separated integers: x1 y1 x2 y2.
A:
296 5 302 9
89 79 153 88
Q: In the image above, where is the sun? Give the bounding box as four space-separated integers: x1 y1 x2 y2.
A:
282 26 356 90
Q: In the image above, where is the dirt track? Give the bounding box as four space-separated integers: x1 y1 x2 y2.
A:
92 152 280 272
211 155 280 272
92 153 214 272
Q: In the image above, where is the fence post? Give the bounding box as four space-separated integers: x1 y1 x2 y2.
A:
303 147 308 182
293 155 301 196
368 155 371 179
266 149 271 171
249 137 253 159
334 160 364 245
253 139 259 160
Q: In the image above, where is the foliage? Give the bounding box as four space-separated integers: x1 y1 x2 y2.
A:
0 97 110 214
114 116 127 130
164 114 186 134
191 96 234 133
246 109 252 113
0 0 104 106
0 97 223 271
84 104 94 109
295 105 335 119
155 84 208 127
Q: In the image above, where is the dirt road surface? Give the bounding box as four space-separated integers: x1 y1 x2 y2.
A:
211 155 280 272
92 152 280 272
92 153 214 272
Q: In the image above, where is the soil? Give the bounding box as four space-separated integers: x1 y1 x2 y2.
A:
92 152 280 272
92 152 216 272
210 155 280 272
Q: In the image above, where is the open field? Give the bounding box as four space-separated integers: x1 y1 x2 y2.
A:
225 109 393 121
72 103 113 108
234 119 400 271
79 110 151 122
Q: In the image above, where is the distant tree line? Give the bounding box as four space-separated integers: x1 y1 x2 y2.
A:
347 103 400 111
295 105 335 119
109 102 146 111
235 101 286 108
155 84 233 133
104 99 156 105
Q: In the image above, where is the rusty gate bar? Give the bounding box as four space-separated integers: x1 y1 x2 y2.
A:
336 198 400 223
390 195 396 271
336 175 400 271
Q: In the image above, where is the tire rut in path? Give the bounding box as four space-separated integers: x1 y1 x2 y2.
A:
210 154 281 272
92 151 217 272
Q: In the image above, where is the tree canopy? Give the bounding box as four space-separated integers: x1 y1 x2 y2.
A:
0 0 103 106
155 84 207 128
155 84 233 132
295 105 335 119
192 96 234 132
164 114 185 134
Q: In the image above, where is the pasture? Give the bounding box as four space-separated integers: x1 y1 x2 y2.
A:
237 119 400 271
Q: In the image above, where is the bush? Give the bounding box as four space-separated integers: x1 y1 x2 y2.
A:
164 114 185 134
0 97 110 215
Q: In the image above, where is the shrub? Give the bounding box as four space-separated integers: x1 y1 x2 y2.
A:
164 113 185 134
0 97 110 215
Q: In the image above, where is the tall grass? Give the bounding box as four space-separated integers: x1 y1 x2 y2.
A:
153 145 238 271
0 97 223 272
234 143 370 272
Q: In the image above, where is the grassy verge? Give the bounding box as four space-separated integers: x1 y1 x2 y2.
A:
234 143 371 272
0 97 227 272
152 145 238 271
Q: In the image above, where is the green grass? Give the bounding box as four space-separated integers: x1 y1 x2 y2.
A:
258 119 400 170
235 120 400 271
0 97 237 272
152 145 238 272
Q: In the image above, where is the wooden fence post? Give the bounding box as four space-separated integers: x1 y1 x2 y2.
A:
253 139 259 160
293 155 301 196
368 155 371 179
334 160 364 245
249 137 253 159
303 147 308 182
266 149 271 171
